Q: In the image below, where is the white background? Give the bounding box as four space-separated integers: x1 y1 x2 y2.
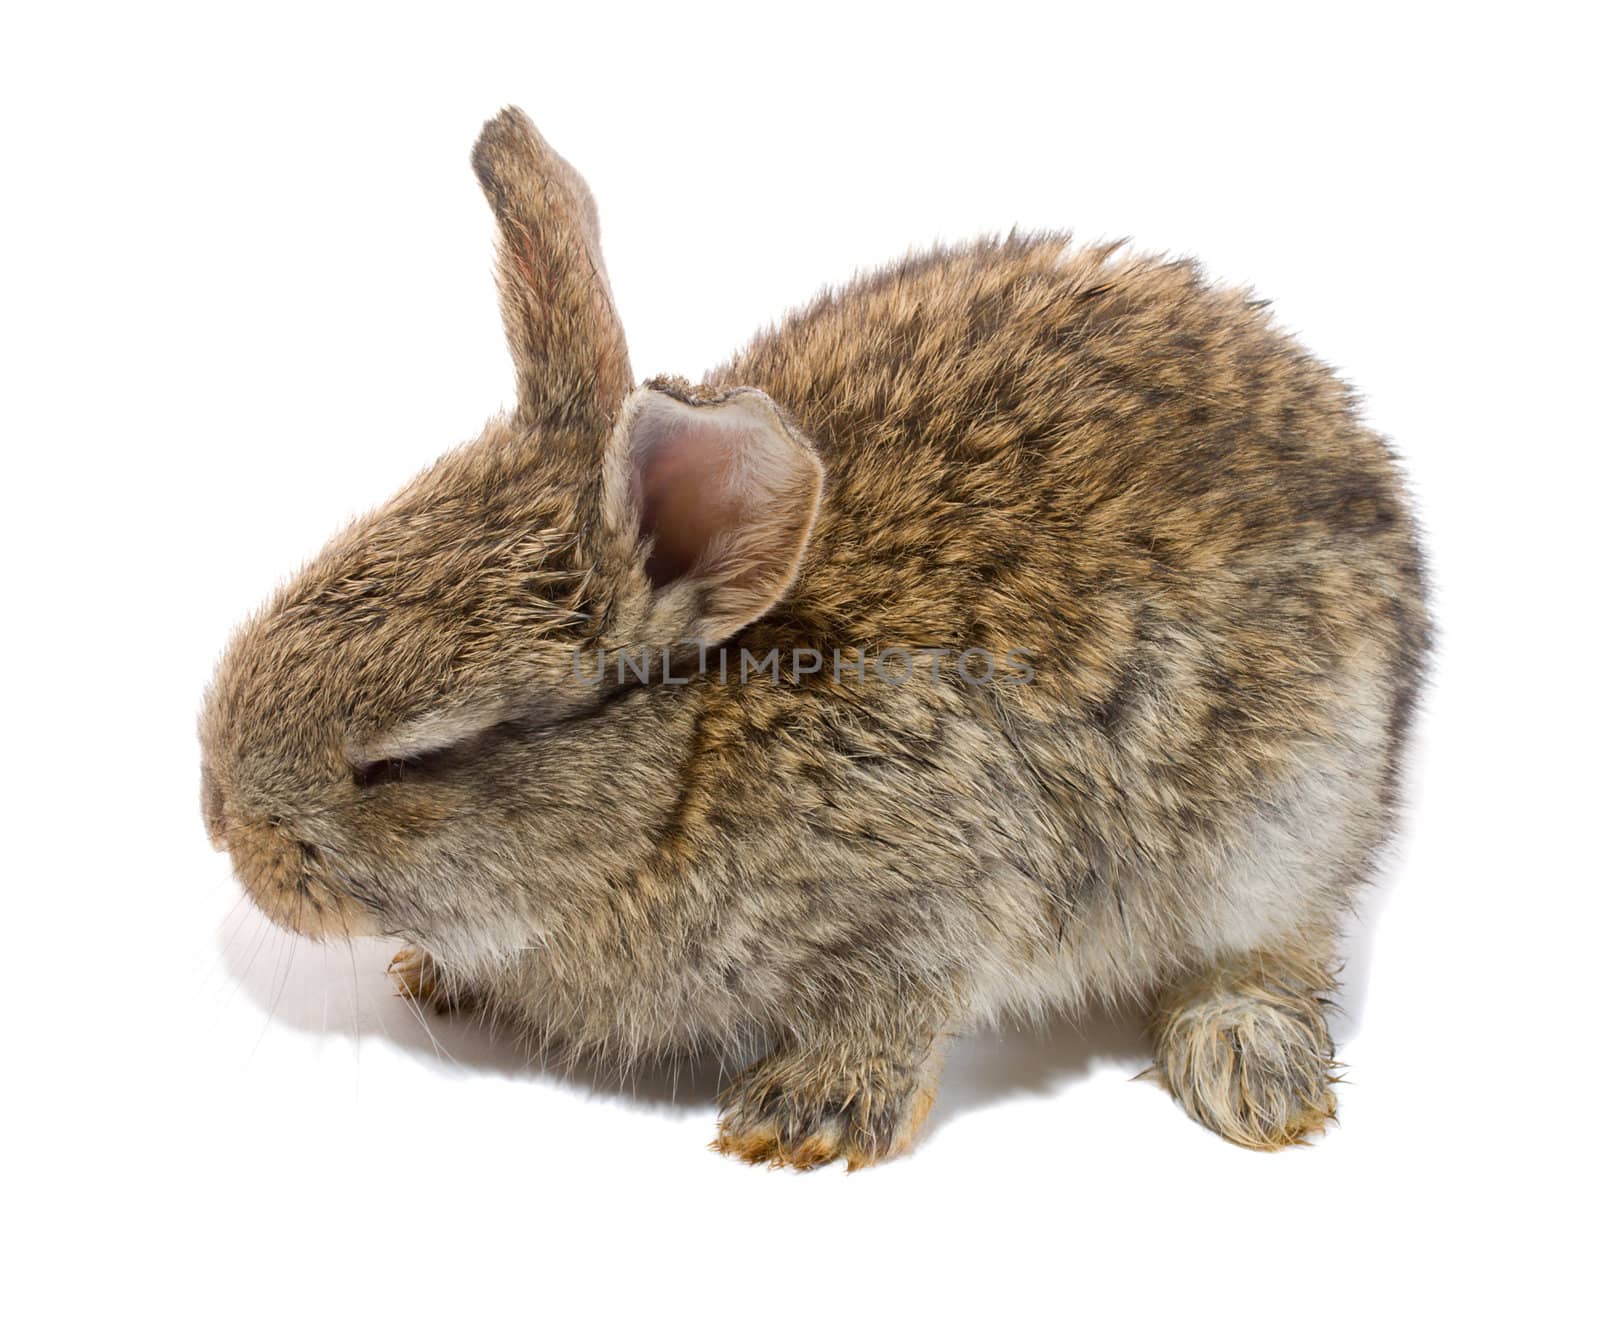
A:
5 3 1595 1317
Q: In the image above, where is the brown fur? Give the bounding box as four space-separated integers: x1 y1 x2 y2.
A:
1148 939 1341 1149
200 108 1430 1167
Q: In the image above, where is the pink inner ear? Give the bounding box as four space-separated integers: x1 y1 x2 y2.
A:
638 431 730 587
621 387 822 637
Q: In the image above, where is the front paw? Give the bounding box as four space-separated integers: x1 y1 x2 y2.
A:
387 946 480 1016
713 1046 941 1171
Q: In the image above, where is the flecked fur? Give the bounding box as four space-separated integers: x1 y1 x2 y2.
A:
200 108 1430 1167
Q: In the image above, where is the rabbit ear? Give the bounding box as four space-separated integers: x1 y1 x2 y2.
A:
604 382 824 643
472 108 632 427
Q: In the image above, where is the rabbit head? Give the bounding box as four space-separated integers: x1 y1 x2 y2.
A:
199 108 822 965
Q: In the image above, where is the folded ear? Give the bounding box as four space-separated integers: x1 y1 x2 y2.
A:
603 381 824 643
472 107 632 427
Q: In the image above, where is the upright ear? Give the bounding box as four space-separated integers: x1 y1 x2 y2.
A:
603 381 825 643
472 107 632 427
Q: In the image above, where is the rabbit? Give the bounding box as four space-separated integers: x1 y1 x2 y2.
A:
200 107 1430 1169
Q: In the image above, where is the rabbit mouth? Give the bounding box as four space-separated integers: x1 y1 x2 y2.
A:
222 819 380 942
200 764 227 851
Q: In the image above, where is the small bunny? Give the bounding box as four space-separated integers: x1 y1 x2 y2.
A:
201 108 1429 1168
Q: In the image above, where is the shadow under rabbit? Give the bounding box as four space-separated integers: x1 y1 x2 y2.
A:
216 858 1399 1140
217 912 1158 1132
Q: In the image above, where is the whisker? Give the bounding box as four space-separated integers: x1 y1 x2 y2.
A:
247 924 291 1065
232 905 278 1010
320 935 330 1039
338 913 363 1104
391 959 460 1068
196 886 258 1000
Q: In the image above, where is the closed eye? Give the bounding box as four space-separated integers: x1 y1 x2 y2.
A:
348 684 644 791
351 747 456 789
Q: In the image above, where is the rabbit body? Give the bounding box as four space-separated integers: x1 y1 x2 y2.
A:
202 110 1429 1168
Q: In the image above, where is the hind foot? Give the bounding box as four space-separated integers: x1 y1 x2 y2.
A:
1150 944 1340 1150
